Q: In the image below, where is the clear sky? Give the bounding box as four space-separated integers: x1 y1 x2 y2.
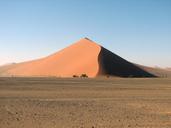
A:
0 0 171 68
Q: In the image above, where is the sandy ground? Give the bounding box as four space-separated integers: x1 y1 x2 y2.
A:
0 77 171 128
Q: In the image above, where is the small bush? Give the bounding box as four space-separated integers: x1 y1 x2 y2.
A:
73 75 79 78
80 74 88 78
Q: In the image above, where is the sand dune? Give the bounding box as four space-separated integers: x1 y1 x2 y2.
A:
0 38 101 77
0 38 158 77
139 65 171 78
98 47 155 77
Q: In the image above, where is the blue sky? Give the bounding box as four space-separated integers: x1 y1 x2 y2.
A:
0 0 171 67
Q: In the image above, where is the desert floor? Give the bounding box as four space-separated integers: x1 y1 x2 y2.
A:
0 77 171 128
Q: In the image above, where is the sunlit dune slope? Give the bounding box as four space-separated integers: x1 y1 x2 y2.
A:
0 38 101 77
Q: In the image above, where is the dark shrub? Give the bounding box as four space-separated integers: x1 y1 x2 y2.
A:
73 75 79 78
80 74 88 78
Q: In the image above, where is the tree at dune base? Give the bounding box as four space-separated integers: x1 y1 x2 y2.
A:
80 74 88 78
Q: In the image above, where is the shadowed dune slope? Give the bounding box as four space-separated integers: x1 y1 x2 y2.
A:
98 47 156 77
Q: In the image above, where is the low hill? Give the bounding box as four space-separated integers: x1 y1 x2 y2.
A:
139 65 171 78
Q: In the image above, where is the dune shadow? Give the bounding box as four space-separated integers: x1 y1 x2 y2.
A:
98 47 156 77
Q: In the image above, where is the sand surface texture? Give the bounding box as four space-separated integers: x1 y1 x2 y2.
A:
0 77 171 128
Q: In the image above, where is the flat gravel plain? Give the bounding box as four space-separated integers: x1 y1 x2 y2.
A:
0 77 171 128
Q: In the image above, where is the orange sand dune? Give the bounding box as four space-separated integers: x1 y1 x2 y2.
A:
0 38 156 77
0 38 101 77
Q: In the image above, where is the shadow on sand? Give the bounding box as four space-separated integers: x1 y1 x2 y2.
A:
98 47 156 77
